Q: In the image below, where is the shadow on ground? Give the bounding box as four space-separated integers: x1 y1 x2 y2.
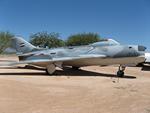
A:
55 69 136 79
0 67 136 79
141 66 150 71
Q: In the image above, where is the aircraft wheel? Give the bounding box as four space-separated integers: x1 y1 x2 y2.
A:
46 64 56 75
117 70 124 77
72 66 80 70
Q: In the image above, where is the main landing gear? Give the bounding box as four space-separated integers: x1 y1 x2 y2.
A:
46 62 63 75
46 64 56 75
117 65 126 77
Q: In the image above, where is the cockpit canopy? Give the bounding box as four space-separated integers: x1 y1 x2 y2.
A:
91 39 120 47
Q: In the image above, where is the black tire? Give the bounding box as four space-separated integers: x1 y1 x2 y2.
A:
117 70 124 77
136 63 144 67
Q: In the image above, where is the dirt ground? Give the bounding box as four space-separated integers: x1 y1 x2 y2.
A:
0 56 150 113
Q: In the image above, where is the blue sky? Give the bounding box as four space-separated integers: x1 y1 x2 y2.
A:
0 0 150 49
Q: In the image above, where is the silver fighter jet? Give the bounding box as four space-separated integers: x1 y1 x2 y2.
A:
5 37 146 77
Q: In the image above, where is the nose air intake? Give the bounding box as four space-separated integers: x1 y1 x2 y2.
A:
138 45 146 51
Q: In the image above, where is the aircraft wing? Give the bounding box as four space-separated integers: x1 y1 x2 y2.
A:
0 54 106 66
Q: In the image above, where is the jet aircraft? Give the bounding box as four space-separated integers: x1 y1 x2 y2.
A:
1 37 146 77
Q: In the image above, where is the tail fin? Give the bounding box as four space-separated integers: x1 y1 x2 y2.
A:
11 37 37 53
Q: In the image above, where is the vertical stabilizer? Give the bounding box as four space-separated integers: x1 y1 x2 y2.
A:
11 37 36 53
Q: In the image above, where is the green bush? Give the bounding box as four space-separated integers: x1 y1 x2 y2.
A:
30 32 65 48
66 33 101 46
0 31 14 53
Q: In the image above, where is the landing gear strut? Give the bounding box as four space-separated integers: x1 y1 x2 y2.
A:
117 65 126 77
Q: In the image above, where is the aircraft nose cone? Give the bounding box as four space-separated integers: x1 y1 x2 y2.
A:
138 45 147 51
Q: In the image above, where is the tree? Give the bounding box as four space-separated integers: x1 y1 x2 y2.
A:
29 32 65 48
0 31 14 53
66 33 101 46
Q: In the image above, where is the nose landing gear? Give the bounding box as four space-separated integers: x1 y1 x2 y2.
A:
117 65 126 77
